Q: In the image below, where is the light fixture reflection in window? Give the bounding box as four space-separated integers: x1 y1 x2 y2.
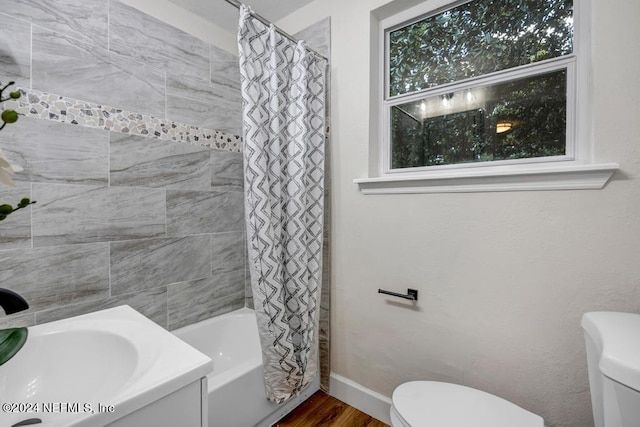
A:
496 121 513 134
466 90 474 103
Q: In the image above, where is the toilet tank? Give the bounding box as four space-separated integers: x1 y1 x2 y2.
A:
582 312 640 427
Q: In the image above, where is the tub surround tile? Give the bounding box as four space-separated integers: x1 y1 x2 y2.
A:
4 88 243 153
110 235 211 296
166 74 242 135
32 27 166 119
211 232 244 274
0 243 110 313
0 13 31 87
211 150 243 192
0 312 35 328
0 116 109 185
110 133 212 190
0 0 251 334
245 273 254 310
105 52 168 118
167 271 245 330
35 287 168 327
109 0 210 83
0 0 108 47
166 189 244 236
32 184 166 246
210 46 241 90
294 17 331 59
0 182 32 252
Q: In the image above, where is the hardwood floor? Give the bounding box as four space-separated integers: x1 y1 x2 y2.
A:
274 391 390 427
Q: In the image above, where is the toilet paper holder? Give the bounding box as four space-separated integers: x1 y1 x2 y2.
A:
378 288 418 301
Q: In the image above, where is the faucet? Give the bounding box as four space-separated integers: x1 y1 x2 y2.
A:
0 288 29 367
0 288 29 314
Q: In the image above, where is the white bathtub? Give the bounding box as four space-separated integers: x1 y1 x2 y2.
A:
173 308 319 427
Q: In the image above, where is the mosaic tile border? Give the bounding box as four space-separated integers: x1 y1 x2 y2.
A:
3 88 243 153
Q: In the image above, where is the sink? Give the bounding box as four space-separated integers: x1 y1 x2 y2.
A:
0 306 212 427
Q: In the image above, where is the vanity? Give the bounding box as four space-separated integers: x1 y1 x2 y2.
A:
0 306 212 427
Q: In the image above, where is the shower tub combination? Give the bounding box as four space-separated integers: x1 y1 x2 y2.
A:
173 308 320 427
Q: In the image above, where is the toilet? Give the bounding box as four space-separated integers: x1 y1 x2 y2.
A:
391 311 640 427
582 311 640 427
390 381 543 427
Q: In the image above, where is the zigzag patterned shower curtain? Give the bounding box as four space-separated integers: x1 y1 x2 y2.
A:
237 5 328 403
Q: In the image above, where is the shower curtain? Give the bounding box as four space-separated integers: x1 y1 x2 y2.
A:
237 5 328 403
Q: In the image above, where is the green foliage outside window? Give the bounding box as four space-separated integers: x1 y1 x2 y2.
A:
389 0 573 97
387 0 573 169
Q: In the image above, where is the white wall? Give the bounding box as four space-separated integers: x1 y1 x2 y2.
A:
278 0 640 426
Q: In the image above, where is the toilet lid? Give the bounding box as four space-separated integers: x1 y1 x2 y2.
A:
392 381 543 427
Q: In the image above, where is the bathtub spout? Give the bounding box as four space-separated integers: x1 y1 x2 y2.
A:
0 288 29 315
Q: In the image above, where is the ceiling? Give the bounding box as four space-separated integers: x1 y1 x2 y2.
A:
168 0 314 33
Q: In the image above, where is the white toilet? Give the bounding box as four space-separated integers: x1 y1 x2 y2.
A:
390 381 543 427
390 311 640 427
582 311 640 427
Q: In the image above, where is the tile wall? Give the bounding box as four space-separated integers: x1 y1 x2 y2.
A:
0 0 246 330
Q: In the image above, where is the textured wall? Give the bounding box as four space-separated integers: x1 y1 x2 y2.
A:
0 1 245 330
277 0 640 426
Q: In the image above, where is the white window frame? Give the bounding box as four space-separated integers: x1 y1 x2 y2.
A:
355 0 618 194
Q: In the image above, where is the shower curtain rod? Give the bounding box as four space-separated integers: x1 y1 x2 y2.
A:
223 0 328 61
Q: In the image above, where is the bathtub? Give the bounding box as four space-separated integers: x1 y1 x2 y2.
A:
173 308 320 427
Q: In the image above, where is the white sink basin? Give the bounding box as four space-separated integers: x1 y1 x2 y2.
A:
0 306 212 427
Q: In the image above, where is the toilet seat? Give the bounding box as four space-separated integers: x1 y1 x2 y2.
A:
391 381 544 427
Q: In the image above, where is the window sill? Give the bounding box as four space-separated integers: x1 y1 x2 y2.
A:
354 163 619 194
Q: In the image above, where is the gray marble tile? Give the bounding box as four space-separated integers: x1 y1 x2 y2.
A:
32 27 165 118
245 270 254 310
32 184 166 246
166 189 243 236
0 182 32 251
210 45 240 90
0 243 110 313
166 75 242 135
294 17 331 59
211 149 243 192
0 0 108 47
109 0 210 83
110 235 211 296
0 13 31 87
0 116 109 185
35 287 168 328
167 271 245 330
0 312 35 328
110 133 211 190
211 232 244 274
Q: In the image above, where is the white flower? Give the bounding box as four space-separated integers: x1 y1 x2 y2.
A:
0 148 23 186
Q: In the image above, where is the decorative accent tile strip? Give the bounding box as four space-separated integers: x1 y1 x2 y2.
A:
4 88 243 153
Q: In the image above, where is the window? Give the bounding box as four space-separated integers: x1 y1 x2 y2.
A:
355 0 618 194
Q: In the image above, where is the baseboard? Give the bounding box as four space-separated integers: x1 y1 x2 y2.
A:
329 372 392 425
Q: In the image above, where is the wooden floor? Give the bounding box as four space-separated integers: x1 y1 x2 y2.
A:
274 391 389 427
